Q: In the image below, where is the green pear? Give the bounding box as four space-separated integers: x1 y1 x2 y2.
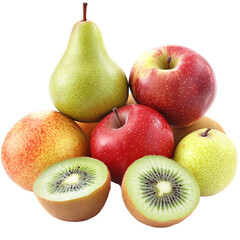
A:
174 128 237 196
49 3 128 122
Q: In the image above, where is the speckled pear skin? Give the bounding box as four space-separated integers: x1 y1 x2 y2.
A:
171 116 225 147
174 129 237 196
49 21 128 122
1 110 90 191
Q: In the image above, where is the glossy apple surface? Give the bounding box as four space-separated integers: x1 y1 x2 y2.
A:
129 45 216 127
90 104 174 184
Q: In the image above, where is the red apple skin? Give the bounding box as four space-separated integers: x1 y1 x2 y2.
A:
129 45 216 128
90 104 175 184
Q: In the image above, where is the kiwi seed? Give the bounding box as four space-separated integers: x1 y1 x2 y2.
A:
139 168 187 210
33 157 111 221
49 165 95 194
122 155 200 227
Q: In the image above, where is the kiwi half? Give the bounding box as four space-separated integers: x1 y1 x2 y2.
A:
33 157 111 221
122 155 200 227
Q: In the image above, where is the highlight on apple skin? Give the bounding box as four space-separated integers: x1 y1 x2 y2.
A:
90 104 175 184
129 45 217 128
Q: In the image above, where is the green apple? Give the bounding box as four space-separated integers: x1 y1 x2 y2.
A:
174 128 237 196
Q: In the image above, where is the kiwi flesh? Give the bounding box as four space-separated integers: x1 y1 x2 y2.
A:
33 157 111 221
122 155 200 227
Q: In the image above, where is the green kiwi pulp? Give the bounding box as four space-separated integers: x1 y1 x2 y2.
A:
48 165 95 194
139 168 186 210
33 157 109 201
124 156 200 223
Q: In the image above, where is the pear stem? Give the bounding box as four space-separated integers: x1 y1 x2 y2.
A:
83 2 88 21
113 108 122 128
202 128 211 137
167 57 172 69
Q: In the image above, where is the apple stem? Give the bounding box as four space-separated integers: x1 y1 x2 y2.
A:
113 108 123 128
83 2 88 21
167 57 172 69
202 128 211 137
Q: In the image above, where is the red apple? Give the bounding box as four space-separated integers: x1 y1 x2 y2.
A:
129 45 216 127
90 104 174 184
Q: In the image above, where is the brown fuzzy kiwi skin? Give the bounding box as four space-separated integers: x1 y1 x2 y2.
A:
35 172 111 222
171 116 225 147
121 173 191 228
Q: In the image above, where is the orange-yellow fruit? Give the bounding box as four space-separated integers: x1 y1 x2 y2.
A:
1 110 90 191
33 157 111 221
76 122 98 139
171 116 225 147
126 94 136 105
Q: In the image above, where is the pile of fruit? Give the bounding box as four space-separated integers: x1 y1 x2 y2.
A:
1 3 237 227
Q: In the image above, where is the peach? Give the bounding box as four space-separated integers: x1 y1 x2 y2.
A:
76 122 98 140
1 110 90 191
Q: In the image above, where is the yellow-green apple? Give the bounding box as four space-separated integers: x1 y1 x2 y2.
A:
1 110 90 191
174 128 237 196
90 104 175 184
129 46 216 127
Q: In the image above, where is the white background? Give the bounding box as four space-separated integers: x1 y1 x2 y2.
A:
0 0 239 239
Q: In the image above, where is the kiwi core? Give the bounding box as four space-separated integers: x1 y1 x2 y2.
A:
33 157 109 201
156 181 172 197
124 156 200 222
62 173 81 185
